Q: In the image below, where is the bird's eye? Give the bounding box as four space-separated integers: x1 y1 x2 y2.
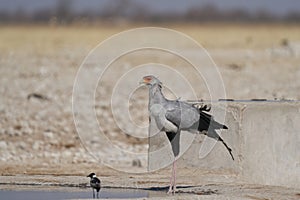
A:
144 77 152 82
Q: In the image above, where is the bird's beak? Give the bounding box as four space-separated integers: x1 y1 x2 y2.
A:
139 76 154 86
139 78 148 85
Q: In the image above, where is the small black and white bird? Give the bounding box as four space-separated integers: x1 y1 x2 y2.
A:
87 173 101 198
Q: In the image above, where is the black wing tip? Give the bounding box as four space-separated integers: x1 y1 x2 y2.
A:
223 125 228 129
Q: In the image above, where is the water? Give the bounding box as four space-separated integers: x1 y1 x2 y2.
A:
0 188 155 200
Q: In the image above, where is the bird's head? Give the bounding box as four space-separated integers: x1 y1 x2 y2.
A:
87 173 96 178
140 75 162 86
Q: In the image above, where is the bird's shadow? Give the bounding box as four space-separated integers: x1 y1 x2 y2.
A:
142 185 194 191
141 185 218 195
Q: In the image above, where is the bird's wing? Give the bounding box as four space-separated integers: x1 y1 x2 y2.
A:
149 104 178 133
91 177 101 185
165 101 200 130
198 110 228 132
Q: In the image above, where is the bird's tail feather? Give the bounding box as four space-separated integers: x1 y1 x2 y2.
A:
205 129 234 160
196 105 233 160
218 136 234 160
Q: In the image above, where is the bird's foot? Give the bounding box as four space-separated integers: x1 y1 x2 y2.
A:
167 186 176 194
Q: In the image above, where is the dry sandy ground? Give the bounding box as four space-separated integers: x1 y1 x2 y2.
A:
0 172 299 199
0 24 299 199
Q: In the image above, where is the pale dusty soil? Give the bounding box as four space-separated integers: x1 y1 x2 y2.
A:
0 24 299 199
0 171 299 200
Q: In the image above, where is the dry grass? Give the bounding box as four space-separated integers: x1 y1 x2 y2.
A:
172 23 300 49
0 23 299 54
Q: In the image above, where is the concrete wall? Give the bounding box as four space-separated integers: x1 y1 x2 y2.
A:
148 101 300 189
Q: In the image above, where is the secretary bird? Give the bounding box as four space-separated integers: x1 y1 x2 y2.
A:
140 75 234 194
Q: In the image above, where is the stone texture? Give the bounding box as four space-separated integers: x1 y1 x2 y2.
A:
149 101 300 188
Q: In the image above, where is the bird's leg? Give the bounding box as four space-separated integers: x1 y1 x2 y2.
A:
97 191 99 199
167 167 174 193
173 159 177 194
92 189 95 198
167 160 175 194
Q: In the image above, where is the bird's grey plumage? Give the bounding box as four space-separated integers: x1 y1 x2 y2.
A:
141 75 234 194
142 75 234 160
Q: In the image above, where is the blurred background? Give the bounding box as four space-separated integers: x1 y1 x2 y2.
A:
1 0 300 24
0 0 299 175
